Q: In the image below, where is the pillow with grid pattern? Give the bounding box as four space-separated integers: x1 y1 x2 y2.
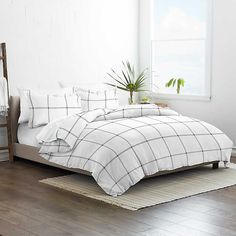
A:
75 88 119 111
18 87 73 124
28 93 82 128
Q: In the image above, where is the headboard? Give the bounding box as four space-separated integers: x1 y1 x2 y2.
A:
10 96 20 143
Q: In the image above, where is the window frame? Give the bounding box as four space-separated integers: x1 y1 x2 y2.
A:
149 0 213 101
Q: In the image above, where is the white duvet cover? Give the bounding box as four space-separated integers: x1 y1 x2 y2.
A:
37 104 233 196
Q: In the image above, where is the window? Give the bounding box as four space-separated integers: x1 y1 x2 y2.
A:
151 0 212 99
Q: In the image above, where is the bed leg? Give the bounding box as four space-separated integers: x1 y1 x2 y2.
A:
212 162 219 169
224 161 229 168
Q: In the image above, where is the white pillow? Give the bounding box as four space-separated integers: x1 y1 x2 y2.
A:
75 88 119 111
27 93 82 128
18 88 73 124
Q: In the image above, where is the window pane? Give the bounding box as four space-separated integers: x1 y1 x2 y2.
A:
153 0 208 40
152 40 206 96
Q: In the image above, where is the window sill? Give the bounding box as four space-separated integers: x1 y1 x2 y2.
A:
149 92 211 102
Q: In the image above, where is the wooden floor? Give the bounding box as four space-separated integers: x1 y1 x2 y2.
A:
0 158 236 236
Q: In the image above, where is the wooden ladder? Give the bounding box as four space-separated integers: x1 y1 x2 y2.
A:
0 43 13 162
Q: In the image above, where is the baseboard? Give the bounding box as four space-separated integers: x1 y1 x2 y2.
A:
0 151 9 162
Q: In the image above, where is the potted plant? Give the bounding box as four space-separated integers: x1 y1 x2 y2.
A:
165 78 185 94
106 61 147 104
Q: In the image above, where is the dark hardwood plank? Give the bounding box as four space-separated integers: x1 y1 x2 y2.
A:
179 219 236 236
142 223 215 236
0 218 35 236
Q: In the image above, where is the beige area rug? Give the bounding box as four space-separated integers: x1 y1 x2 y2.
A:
40 163 236 211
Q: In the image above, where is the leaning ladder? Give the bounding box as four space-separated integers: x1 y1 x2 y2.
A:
0 43 13 162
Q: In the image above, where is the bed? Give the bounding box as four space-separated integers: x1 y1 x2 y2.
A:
11 96 233 196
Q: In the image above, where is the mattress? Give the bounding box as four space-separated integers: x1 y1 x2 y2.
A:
17 123 43 147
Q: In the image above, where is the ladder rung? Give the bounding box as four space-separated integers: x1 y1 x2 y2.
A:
0 56 4 60
0 124 7 128
0 146 8 151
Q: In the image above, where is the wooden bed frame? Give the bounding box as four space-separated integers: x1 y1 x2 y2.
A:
10 96 219 177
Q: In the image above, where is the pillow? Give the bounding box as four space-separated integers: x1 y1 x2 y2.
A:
75 88 119 111
18 88 73 124
27 93 82 128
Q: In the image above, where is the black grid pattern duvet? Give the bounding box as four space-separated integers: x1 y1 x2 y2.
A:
38 104 233 196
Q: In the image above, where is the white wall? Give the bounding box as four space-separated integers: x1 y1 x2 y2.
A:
139 0 236 147
0 0 138 95
0 0 138 159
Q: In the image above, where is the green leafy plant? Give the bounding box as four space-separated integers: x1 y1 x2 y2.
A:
165 78 185 94
106 61 147 104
